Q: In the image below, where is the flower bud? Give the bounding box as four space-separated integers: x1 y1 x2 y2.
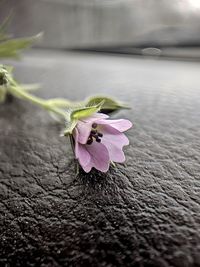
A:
0 67 9 86
0 66 9 103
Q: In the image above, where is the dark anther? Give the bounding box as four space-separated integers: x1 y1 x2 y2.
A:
92 123 97 129
87 124 103 144
91 130 97 135
87 138 93 145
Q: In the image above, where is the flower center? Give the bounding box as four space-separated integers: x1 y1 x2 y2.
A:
86 123 103 145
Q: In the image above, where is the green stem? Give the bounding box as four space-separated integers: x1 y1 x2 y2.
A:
9 84 45 106
8 79 67 119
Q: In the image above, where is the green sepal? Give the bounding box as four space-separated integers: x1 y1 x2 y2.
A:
70 101 104 121
63 120 78 135
64 101 104 135
85 96 130 114
0 33 42 58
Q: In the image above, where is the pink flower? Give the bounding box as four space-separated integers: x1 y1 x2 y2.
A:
73 113 132 173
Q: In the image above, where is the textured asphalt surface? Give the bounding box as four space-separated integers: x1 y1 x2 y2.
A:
0 50 200 267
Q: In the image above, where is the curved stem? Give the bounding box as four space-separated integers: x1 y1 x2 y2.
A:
9 84 46 106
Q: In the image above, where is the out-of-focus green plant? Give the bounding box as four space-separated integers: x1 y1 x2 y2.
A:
0 13 130 118
0 13 42 58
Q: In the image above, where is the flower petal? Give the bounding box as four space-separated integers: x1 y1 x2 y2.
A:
73 128 91 167
76 143 91 168
100 124 129 163
76 121 92 144
82 113 109 123
98 119 132 132
83 142 110 173
72 113 132 172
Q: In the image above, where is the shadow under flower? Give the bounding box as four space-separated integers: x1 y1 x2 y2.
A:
74 161 125 193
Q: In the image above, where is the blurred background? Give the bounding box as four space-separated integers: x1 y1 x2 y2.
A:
1 0 200 60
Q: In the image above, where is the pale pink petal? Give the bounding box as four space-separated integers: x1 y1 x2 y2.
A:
73 128 91 167
98 119 132 132
72 112 132 172
101 138 126 162
100 124 129 163
81 113 109 123
83 142 110 173
76 143 91 167
76 121 92 144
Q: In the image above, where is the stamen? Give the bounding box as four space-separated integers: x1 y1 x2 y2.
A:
87 138 93 145
87 124 103 145
92 123 97 129
91 130 97 135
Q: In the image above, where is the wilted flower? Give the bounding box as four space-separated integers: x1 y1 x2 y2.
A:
72 113 132 173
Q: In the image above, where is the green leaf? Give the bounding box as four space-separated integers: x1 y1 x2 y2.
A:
0 33 42 58
20 83 40 91
3 65 13 74
70 101 104 121
63 101 104 135
0 12 12 42
86 96 130 114
63 120 78 135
